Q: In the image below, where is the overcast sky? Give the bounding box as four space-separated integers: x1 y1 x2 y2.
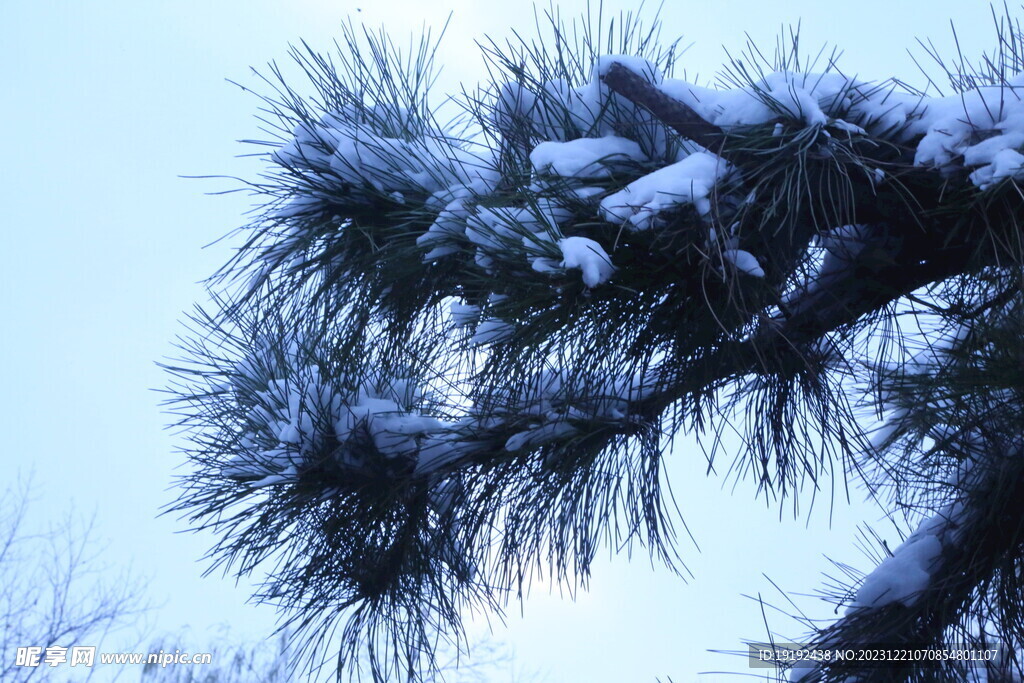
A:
0 1 1000 681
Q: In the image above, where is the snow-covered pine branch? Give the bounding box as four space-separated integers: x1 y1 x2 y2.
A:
789 295 1024 682
166 7 1024 681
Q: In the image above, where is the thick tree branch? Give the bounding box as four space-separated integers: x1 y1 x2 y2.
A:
601 62 726 152
801 442 1024 682
600 60 1007 357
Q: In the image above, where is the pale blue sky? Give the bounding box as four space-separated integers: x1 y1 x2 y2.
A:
0 1 997 681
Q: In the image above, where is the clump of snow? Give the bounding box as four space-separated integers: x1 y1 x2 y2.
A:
721 249 764 278
865 408 909 455
661 71 868 130
910 74 1024 188
418 195 475 260
914 86 1022 166
569 185 606 201
493 78 583 142
497 365 662 461
465 203 570 270
221 345 445 487
659 69 934 141
962 130 1024 167
419 175 547 262
421 182 585 267
273 108 500 198
656 68 1024 190
423 177 495 213
530 136 646 178
530 254 561 274
414 429 485 476
600 151 735 228
493 80 538 136
849 531 943 610
906 322 972 374
848 451 979 612
558 236 615 287
969 148 1024 189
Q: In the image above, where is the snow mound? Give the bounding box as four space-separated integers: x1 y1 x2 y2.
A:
558 236 615 287
273 109 500 197
600 151 735 228
530 136 646 178
222 348 445 486
722 249 764 278
850 532 942 609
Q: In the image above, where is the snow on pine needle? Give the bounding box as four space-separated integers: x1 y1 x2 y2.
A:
166 5 1024 682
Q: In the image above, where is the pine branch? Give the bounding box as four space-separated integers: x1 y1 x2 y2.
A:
600 61 725 151
600 58 1020 355
167 11 1024 682
785 293 1024 681
795 441 1024 683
